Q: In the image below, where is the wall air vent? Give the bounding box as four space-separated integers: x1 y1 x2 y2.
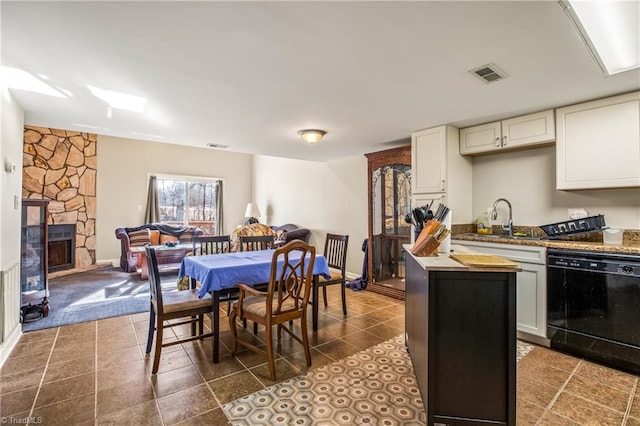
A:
469 63 508 84
206 143 229 149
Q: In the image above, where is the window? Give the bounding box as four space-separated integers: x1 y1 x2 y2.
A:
156 176 221 235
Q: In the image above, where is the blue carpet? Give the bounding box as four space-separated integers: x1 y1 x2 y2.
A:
22 266 179 332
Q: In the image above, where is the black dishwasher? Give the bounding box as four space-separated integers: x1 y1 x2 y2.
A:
547 248 640 374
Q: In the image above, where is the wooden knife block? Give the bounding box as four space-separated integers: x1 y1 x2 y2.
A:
411 220 441 257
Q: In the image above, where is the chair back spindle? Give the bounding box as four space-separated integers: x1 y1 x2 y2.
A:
239 235 275 252
193 235 231 255
324 233 349 271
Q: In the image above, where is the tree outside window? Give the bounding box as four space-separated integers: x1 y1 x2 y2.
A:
157 177 219 235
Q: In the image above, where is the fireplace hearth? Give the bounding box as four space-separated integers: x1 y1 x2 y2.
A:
48 224 75 272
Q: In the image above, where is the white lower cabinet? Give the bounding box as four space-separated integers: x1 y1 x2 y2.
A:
451 240 547 341
513 262 546 338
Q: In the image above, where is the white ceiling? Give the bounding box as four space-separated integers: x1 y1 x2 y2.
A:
2 1 639 162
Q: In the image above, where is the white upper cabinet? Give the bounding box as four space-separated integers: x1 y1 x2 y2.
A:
459 122 502 155
411 126 447 194
411 125 473 224
502 110 555 148
460 110 555 156
556 92 640 190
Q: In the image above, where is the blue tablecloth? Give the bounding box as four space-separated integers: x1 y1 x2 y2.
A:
179 249 331 298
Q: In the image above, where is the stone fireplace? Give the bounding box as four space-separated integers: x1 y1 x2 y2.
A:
22 126 97 271
48 224 76 272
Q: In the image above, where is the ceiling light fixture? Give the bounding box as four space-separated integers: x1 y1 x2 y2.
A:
298 129 326 144
559 0 640 75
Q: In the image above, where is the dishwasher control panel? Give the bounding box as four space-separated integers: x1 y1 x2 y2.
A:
548 251 640 278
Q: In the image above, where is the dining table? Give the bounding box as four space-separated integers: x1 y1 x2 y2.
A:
178 249 331 362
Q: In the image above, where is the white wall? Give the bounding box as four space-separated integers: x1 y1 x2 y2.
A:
472 146 640 230
0 89 23 268
253 154 368 277
96 136 254 263
0 88 25 364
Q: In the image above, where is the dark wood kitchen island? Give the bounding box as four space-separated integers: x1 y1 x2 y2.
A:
405 245 520 426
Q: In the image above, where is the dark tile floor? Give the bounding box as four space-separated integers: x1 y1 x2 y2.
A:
1 286 639 425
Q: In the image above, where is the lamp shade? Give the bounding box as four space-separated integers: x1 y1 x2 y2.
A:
298 129 326 144
244 203 261 219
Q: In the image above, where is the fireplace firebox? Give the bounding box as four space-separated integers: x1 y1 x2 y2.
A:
48 224 75 272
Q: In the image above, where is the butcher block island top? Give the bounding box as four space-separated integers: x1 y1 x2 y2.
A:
405 244 523 272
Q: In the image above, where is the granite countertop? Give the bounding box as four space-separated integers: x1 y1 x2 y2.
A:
451 227 640 256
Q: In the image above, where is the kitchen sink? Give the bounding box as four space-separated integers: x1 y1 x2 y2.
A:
455 233 545 241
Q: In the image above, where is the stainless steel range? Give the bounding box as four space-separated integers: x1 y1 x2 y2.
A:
547 248 640 374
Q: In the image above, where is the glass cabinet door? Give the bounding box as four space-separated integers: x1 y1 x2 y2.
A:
365 145 412 297
21 199 49 314
371 164 411 285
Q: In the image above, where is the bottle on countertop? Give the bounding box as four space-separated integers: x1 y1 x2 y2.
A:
477 208 492 234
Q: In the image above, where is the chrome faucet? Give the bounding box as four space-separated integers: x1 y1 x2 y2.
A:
492 198 513 237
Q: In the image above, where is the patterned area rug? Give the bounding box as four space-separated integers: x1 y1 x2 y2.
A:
223 335 535 425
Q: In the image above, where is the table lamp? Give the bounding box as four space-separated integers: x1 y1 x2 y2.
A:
244 203 261 225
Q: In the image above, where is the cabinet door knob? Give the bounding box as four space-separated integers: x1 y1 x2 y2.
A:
502 135 507 147
495 137 500 147
441 179 445 191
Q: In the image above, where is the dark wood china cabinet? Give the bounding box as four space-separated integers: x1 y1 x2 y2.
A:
365 145 411 300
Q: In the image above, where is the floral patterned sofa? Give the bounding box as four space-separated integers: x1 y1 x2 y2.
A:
230 223 310 252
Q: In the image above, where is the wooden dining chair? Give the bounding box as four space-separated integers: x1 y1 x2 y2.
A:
239 235 275 252
193 235 231 255
318 233 349 315
145 247 214 374
193 235 234 314
229 240 316 380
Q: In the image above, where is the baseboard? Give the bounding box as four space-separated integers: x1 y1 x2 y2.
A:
97 258 119 268
345 272 360 281
517 331 550 348
0 325 22 369
367 282 405 300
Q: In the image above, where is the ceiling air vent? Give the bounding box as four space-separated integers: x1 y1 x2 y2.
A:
469 63 508 84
